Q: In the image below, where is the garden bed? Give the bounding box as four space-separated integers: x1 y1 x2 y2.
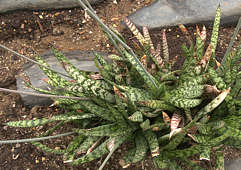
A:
0 0 240 169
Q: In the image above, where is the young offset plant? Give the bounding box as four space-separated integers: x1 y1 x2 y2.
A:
0 1 240 169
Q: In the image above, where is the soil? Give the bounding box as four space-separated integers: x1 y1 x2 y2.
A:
0 0 240 169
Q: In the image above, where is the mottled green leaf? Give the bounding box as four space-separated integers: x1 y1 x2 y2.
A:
4 114 95 127
140 119 150 131
144 130 160 157
200 147 211 161
210 5 221 56
168 97 202 109
128 111 143 122
34 55 71 88
64 134 85 161
74 123 134 137
32 142 65 154
123 50 159 90
138 100 176 112
170 84 205 99
76 136 99 154
119 148 136 168
215 152 224 170
132 132 148 163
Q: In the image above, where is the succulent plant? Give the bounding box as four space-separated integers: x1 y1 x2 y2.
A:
0 1 240 169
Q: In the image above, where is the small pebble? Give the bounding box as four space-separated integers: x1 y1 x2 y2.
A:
15 143 21 148
42 157 46 161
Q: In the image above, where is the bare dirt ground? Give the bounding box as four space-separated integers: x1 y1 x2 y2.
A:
0 0 240 169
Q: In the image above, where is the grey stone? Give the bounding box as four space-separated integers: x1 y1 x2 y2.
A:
0 0 102 13
225 158 241 170
128 0 241 29
16 50 106 106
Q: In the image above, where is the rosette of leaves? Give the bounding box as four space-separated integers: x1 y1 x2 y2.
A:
0 0 240 169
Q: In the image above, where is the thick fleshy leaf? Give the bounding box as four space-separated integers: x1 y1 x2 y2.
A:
107 54 126 61
195 88 230 120
123 50 159 90
170 113 182 132
124 87 152 102
140 119 150 131
195 25 205 60
181 44 194 70
215 152 224 170
170 84 205 99
138 100 176 112
178 24 193 46
163 144 204 159
143 26 154 51
78 101 115 121
142 110 159 118
4 114 95 127
169 128 182 139
128 111 143 122
208 67 226 90
200 147 211 161
34 55 71 88
104 101 126 122
119 148 136 168
144 130 160 157
93 52 108 66
72 135 129 165
197 121 225 135
132 132 148 163
86 137 102 155
162 29 169 65
71 137 110 165
162 111 171 125
168 97 202 109
181 75 208 87
184 109 193 122
188 134 210 143
53 49 88 78
223 137 241 148
54 97 80 106
149 123 167 131
197 43 213 73
33 142 65 154
153 156 169 169
200 25 207 43
74 123 134 137
162 132 186 151
66 81 115 103
124 18 146 46
210 5 221 56
76 136 99 154
140 54 148 69
152 44 163 68
64 135 85 161
99 135 130 170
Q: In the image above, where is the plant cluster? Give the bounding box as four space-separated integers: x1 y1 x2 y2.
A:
0 1 240 169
